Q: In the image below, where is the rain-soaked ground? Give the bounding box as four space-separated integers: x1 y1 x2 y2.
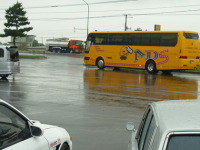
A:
0 54 200 150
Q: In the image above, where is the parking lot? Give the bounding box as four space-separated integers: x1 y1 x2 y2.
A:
1 54 200 150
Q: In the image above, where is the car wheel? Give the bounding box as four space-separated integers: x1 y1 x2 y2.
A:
146 60 158 74
96 58 105 69
60 143 69 150
0 74 9 78
70 49 74 53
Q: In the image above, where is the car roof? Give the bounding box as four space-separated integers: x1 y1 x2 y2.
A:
151 100 200 133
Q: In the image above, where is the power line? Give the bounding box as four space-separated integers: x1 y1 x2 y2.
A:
19 8 200 21
1 9 200 22
14 4 200 14
1 8 200 22
0 0 136 10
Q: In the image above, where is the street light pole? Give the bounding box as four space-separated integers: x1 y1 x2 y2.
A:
124 14 128 31
82 0 89 36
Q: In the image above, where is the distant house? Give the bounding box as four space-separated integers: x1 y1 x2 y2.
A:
10 35 36 48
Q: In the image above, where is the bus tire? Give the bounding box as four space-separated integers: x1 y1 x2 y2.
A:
146 60 158 74
96 58 105 69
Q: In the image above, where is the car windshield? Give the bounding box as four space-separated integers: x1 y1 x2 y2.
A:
166 134 200 150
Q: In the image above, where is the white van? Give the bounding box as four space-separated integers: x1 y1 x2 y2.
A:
0 45 20 78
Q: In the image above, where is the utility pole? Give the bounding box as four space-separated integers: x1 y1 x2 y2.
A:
82 0 89 36
124 14 132 31
124 14 128 31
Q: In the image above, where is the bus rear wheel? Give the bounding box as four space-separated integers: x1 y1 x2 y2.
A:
146 60 158 74
96 58 105 69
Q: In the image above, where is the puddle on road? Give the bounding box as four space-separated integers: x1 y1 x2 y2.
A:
83 69 198 108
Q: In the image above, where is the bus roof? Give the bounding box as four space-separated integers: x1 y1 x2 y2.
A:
89 31 198 34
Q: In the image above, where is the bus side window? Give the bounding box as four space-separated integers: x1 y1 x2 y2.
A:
132 33 141 46
91 37 95 45
140 34 151 46
0 48 4 58
109 34 123 45
125 34 133 45
160 33 177 46
94 34 108 45
150 33 161 46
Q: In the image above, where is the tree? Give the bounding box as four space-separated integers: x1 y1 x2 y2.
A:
32 40 39 47
1 2 33 46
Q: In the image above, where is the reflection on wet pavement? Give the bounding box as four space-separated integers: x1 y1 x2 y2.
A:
84 69 198 109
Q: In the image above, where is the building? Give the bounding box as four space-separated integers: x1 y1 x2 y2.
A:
10 35 36 48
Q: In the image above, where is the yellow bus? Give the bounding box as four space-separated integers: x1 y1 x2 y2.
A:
84 31 200 74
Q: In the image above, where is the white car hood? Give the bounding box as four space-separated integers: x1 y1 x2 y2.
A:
31 120 71 149
31 120 56 130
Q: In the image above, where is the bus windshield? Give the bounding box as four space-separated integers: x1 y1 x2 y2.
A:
183 33 199 39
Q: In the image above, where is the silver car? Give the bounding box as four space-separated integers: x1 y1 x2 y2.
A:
127 100 200 150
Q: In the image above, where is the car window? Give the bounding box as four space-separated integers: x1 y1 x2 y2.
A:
143 116 156 150
137 107 155 150
0 104 31 149
166 134 200 150
0 48 4 57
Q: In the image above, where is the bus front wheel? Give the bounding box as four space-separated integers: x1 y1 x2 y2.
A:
96 58 105 69
146 60 158 74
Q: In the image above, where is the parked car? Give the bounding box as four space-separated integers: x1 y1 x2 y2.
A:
0 99 72 150
126 100 200 150
0 45 20 78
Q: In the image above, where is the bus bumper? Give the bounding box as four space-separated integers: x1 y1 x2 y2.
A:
179 59 200 69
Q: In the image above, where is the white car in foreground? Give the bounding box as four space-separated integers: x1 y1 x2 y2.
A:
127 100 200 150
0 99 72 150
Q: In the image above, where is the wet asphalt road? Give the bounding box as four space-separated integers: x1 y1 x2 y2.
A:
0 54 200 150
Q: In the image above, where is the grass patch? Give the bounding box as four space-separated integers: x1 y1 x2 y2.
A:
19 55 47 59
186 68 200 72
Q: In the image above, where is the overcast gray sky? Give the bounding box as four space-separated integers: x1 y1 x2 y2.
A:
0 0 200 43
